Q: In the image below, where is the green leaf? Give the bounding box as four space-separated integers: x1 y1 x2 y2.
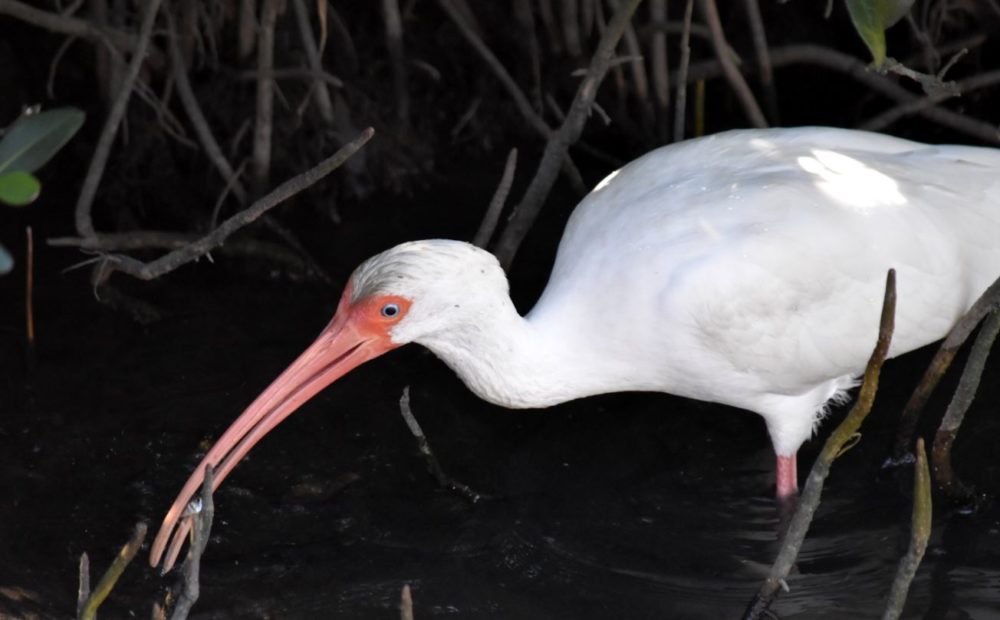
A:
845 0 915 67
0 171 41 206
0 107 85 175
0 242 12 275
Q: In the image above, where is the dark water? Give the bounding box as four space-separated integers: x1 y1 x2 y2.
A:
3 260 1000 619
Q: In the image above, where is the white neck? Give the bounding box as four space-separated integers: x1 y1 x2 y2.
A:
414 296 628 409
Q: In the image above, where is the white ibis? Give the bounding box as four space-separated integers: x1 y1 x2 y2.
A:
151 126 1000 570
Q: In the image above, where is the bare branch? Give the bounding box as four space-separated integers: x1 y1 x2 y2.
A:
742 0 778 122
673 0 695 141
398 386 489 504
680 44 1000 145
0 0 137 53
167 466 215 620
648 0 669 114
699 0 767 128
436 0 549 137
493 0 644 269
381 0 409 122
74 0 164 239
252 0 281 193
291 0 336 124
473 148 518 249
91 128 373 281
861 69 1000 133
893 273 1000 460
744 270 896 619
165 5 247 204
932 310 1000 501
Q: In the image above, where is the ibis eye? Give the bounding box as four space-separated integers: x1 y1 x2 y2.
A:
381 303 400 318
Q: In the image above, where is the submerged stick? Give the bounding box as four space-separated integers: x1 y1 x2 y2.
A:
882 438 932 620
399 386 488 504
77 522 148 620
893 273 1000 461
76 553 90 617
400 584 414 620
743 269 897 619
932 310 1000 500
167 465 216 620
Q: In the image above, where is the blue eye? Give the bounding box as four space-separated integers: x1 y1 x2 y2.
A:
381 303 400 318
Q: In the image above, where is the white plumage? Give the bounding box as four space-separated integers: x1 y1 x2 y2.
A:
152 126 1000 570
391 127 1000 459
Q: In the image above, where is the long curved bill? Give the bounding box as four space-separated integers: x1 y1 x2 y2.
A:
150 293 395 571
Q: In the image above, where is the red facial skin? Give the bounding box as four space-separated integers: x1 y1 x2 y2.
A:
150 285 411 570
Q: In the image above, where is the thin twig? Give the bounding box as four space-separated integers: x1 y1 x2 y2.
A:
25 226 34 349
673 0 695 141
436 0 549 137
398 386 488 504
932 310 1000 500
400 584 414 620
562 0 582 56
50 230 200 250
133 81 197 151
538 0 562 54
252 0 280 194
167 466 215 620
237 0 255 59
85 128 373 281
0 0 138 53
699 0 767 128
76 553 90 618
46 35 78 98
882 438 932 620
472 148 518 249
381 0 409 122
743 270 897 619
611 0 649 104
893 273 1000 461
235 67 345 88
77 522 148 620
641 18 736 52
648 0 669 117
512 0 543 112
210 160 249 230
861 68 1000 132
437 0 587 198
74 0 163 239
678 44 1000 145
291 0 336 125
742 0 778 123
165 5 247 204
493 0 644 269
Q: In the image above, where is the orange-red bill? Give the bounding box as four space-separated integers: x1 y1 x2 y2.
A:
150 289 405 571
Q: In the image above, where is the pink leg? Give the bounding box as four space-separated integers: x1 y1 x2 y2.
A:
775 454 798 498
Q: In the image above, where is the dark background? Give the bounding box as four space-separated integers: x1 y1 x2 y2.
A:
2 1 1000 618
